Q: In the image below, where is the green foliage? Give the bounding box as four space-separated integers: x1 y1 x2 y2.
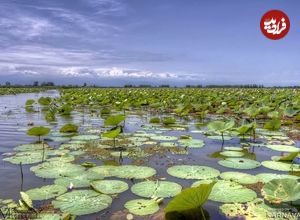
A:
102 127 121 139
58 104 73 115
149 117 160 123
164 182 215 214
207 120 235 133
27 126 50 137
101 107 111 115
59 123 78 133
104 114 125 126
38 97 52 106
162 117 176 125
264 118 281 131
25 99 35 106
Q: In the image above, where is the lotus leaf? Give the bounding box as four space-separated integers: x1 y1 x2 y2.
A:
25 184 67 200
114 165 156 179
167 165 220 179
91 180 128 194
265 144 300 152
14 143 50 152
52 190 112 215
261 161 300 171
54 171 101 188
72 135 99 141
220 198 294 220
262 179 300 203
150 135 178 141
209 180 257 203
3 151 45 164
164 182 215 214
220 151 245 157
178 139 205 148
124 199 159 216
31 162 85 178
256 173 299 183
131 180 182 198
220 172 259 184
218 158 261 169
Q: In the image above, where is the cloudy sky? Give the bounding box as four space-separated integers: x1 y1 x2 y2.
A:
0 0 300 86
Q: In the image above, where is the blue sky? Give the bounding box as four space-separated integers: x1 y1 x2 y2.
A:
0 0 300 86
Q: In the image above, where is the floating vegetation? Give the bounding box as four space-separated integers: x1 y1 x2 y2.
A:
2 88 300 219
167 165 220 179
131 181 182 198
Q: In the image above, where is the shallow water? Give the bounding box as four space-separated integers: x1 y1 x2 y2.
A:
0 91 296 220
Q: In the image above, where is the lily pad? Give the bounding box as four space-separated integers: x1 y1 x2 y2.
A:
261 161 300 171
178 139 205 148
3 151 45 164
150 135 178 141
220 151 245 157
72 135 100 141
262 179 300 203
265 144 300 152
114 165 157 179
124 199 159 216
91 180 128 194
220 198 294 220
209 180 257 203
54 171 102 188
31 162 85 178
223 146 243 151
89 165 117 177
167 165 220 179
25 185 67 200
220 172 259 184
131 180 182 198
14 143 50 152
206 135 232 141
256 173 299 183
52 190 112 216
218 158 261 169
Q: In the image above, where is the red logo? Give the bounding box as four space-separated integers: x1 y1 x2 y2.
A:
260 10 290 40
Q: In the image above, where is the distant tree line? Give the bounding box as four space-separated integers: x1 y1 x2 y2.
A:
1 81 300 89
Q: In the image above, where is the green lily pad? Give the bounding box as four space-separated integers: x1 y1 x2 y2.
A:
206 135 232 141
91 180 128 194
131 180 182 198
114 165 157 179
220 172 259 184
54 171 102 188
160 142 177 147
14 143 50 152
262 179 300 203
167 165 220 179
52 190 112 216
178 139 205 148
25 185 67 200
256 173 299 183
3 151 45 164
220 151 245 157
265 145 300 152
150 135 178 141
124 199 159 216
31 162 85 178
223 146 243 151
89 165 117 177
261 161 300 171
209 180 257 203
47 154 75 163
72 135 100 141
218 158 261 169
220 198 294 220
